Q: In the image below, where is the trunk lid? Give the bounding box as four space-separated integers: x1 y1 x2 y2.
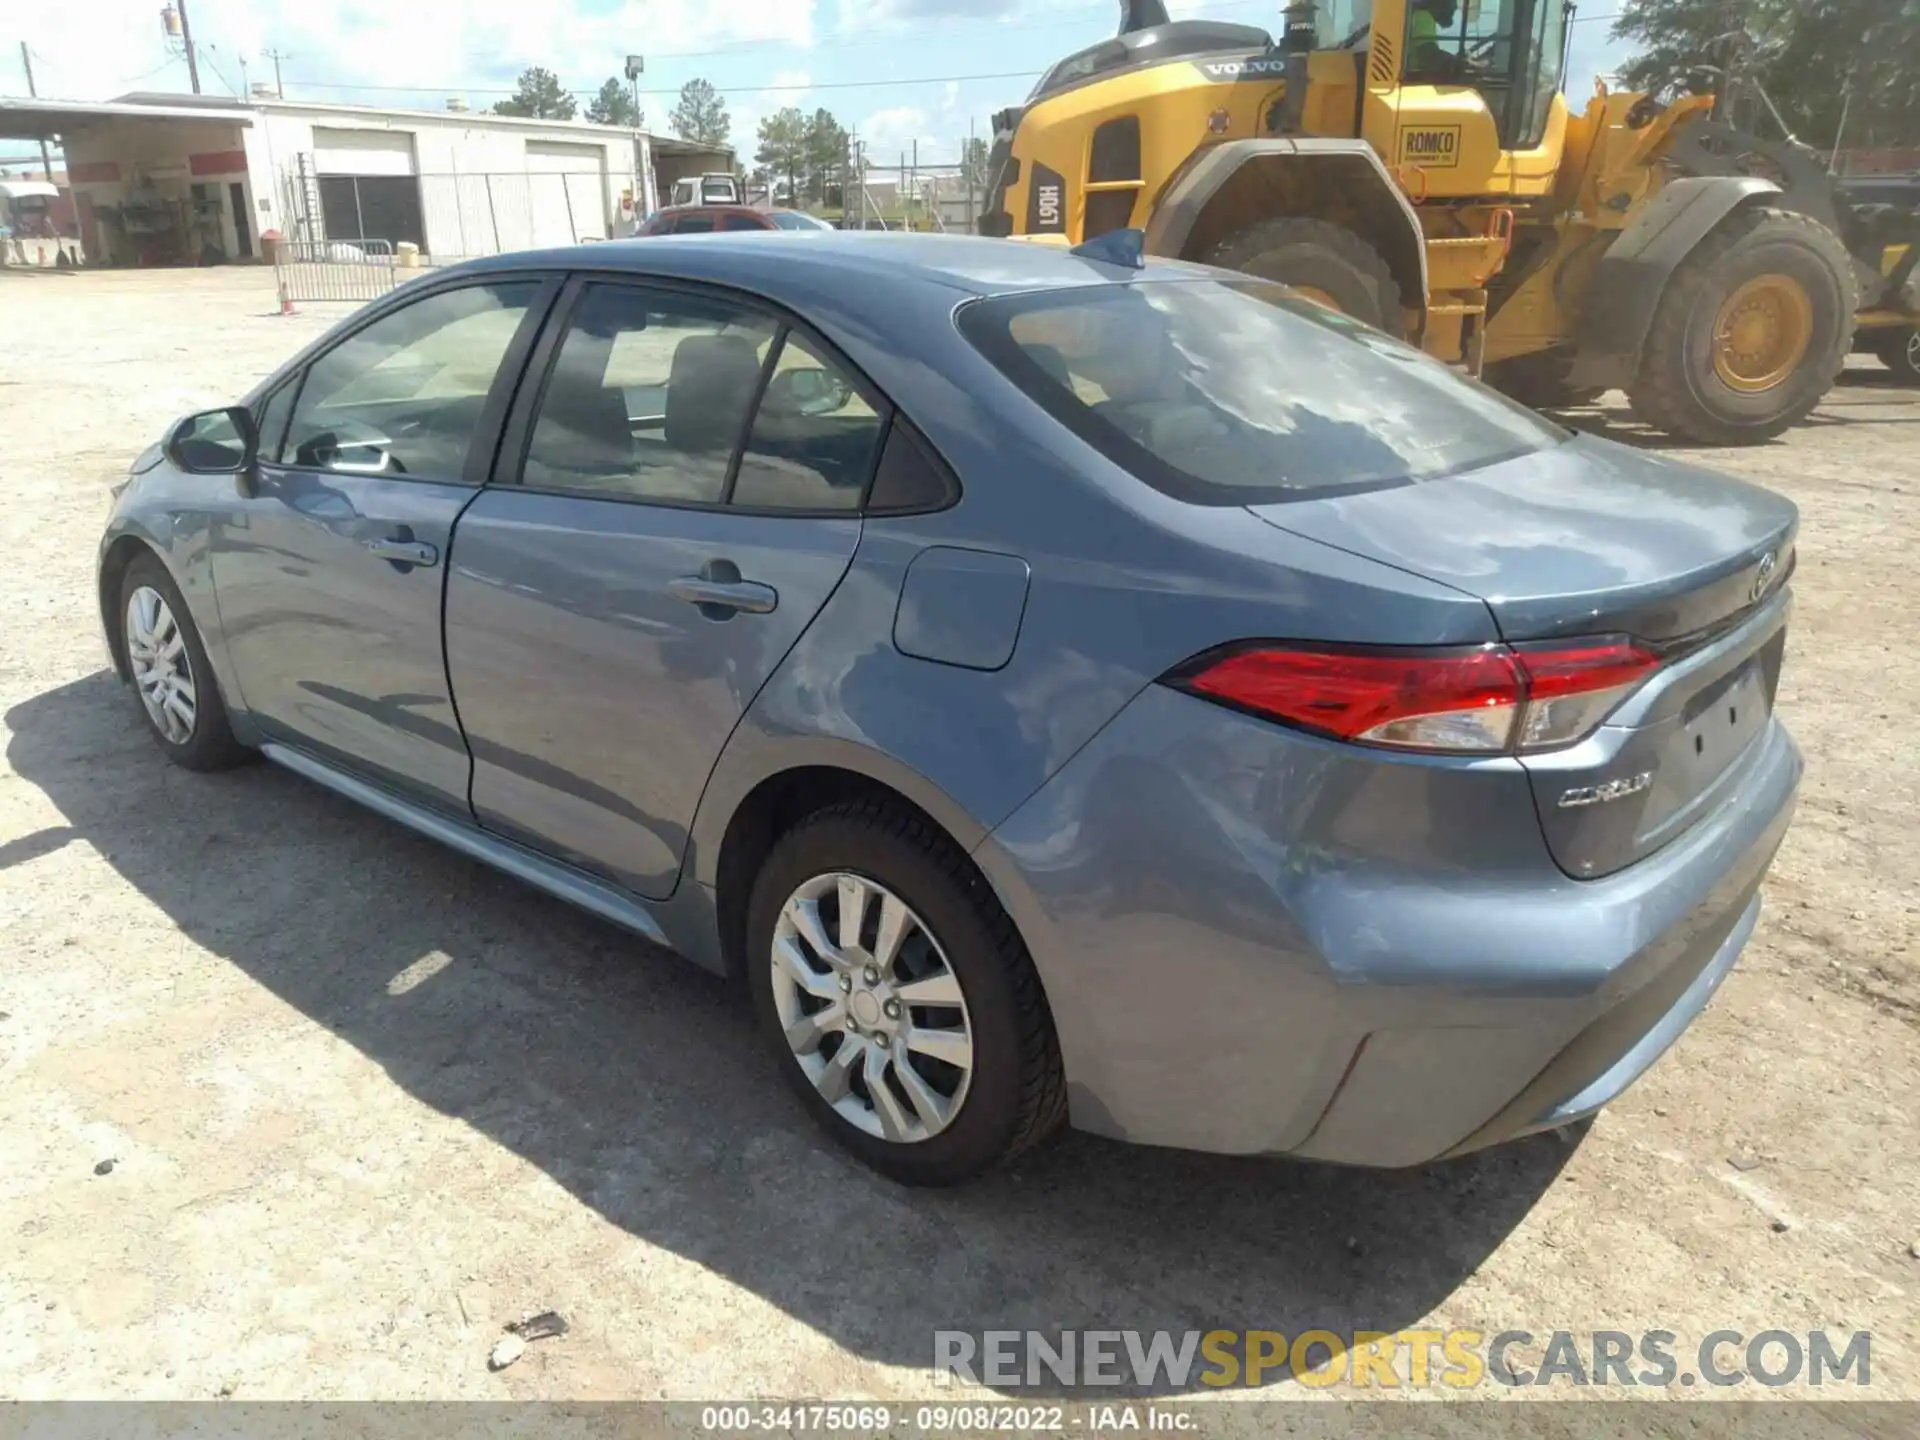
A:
1248 434 1798 878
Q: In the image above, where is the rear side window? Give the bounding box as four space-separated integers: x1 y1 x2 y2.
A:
521 285 777 505
957 280 1565 504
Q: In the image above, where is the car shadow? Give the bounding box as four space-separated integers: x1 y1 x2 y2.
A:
5 671 1577 1397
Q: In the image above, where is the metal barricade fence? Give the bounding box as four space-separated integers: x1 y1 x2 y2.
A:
272 237 399 307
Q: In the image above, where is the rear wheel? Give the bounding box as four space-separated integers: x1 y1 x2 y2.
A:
1627 206 1857 445
1868 326 1920 385
1484 350 1604 410
1204 218 1404 335
747 800 1066 1186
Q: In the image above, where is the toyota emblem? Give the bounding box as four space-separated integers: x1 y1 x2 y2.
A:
1749 551 1778 604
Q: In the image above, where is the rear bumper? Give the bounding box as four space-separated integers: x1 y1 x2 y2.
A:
975 685 1801 1165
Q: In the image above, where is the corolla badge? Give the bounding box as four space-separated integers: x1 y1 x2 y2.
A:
1558 772 1654 809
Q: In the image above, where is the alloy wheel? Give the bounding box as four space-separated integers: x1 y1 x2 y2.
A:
125 585 197 746
770 871 974 1144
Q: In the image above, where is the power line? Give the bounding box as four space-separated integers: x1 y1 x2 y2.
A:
280 68 1047 100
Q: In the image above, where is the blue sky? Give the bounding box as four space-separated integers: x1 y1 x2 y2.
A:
6 0 1635 171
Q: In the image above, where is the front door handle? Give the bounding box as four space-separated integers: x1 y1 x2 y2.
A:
669 575 779 616
366 538 440 568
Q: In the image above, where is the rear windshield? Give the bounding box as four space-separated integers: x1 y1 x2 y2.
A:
957 280 1566 504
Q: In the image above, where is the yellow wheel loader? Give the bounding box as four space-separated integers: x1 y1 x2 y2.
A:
980 0 1920 443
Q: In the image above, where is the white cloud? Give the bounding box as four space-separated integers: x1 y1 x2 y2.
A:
858 104 932 158
836 0 1025 30
12 0 817 102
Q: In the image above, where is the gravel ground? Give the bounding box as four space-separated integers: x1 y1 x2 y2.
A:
0 266 1915 1409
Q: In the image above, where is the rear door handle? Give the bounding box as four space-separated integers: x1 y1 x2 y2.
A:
669 576 779 615
366 538 440 567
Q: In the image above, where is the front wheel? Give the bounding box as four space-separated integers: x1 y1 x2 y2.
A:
117 553 251 771
1627 206 1858 445
747 801 1066 1185
1868 326 1920 386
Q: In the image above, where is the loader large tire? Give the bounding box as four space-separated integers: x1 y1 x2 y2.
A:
1204 218 1404 336
1627 206 1858 445
1485 350 1604 410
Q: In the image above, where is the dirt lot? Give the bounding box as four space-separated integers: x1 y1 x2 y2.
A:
0 266 1916 1409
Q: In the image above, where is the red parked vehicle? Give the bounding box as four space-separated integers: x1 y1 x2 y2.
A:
636 205 836 236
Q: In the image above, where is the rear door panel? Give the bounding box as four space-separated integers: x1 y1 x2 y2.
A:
444 493 859 899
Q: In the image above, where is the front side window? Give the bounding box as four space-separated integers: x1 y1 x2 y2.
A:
283 283 534 480
958 279 1564 505
673 214 716 234
768 210 834 231
254 378 299 465
719 212 767 232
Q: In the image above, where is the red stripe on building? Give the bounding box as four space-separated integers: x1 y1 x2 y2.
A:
189 150 249 176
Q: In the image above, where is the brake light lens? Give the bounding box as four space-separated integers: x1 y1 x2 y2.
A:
1172 638 1660 754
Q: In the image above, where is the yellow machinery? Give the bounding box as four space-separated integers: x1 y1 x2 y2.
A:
982 0 1919 442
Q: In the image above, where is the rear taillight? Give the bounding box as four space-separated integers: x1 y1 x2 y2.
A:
1171 638 1661 755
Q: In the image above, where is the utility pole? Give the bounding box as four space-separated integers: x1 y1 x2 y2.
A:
176 0 203 94
18 44 55 181
966 117 976 233
263 48 290 98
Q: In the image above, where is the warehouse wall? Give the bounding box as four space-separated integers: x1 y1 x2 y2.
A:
256 106 645 259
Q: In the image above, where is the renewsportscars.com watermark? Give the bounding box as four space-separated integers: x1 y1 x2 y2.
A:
933 1329 1873 1391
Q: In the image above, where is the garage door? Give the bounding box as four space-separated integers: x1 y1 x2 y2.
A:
313 128 417 177
526 140 608 246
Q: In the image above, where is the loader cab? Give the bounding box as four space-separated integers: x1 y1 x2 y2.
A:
1335 0 1572 195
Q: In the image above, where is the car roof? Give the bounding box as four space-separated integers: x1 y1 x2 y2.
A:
459 231 1211 300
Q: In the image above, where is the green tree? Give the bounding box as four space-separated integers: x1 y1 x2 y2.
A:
756 106 810 202
585 78 639 127
962 135 991 190
671 78 732 148
1612 0 1920 149
494 66 578 121
803 108 850 205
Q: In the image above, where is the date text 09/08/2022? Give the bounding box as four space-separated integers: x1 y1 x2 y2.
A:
700 1405 1196 1433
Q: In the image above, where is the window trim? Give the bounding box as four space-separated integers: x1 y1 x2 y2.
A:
251 374 300 466
493 273 905 519
262 275 561 489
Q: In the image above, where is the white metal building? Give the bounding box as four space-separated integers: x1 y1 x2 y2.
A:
0 92 734 267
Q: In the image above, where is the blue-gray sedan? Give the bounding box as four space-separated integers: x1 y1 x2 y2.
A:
98 233 1801 1185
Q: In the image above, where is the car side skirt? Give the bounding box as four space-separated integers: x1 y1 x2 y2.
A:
260 742 725 973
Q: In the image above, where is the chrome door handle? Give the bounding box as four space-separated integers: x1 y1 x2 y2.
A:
366 538 439 567
668 576 779 615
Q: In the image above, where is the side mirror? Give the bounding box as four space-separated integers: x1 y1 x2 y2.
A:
166 406 259 475
764 366 853 418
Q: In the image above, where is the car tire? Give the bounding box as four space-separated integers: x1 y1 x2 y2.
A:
1204 217 1405 335
1869 326 1920 386
1627 206 1858 445
746 799 1067 1185
117 552 252 772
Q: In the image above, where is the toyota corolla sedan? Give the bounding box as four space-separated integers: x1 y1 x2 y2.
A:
98 232 1801 1185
